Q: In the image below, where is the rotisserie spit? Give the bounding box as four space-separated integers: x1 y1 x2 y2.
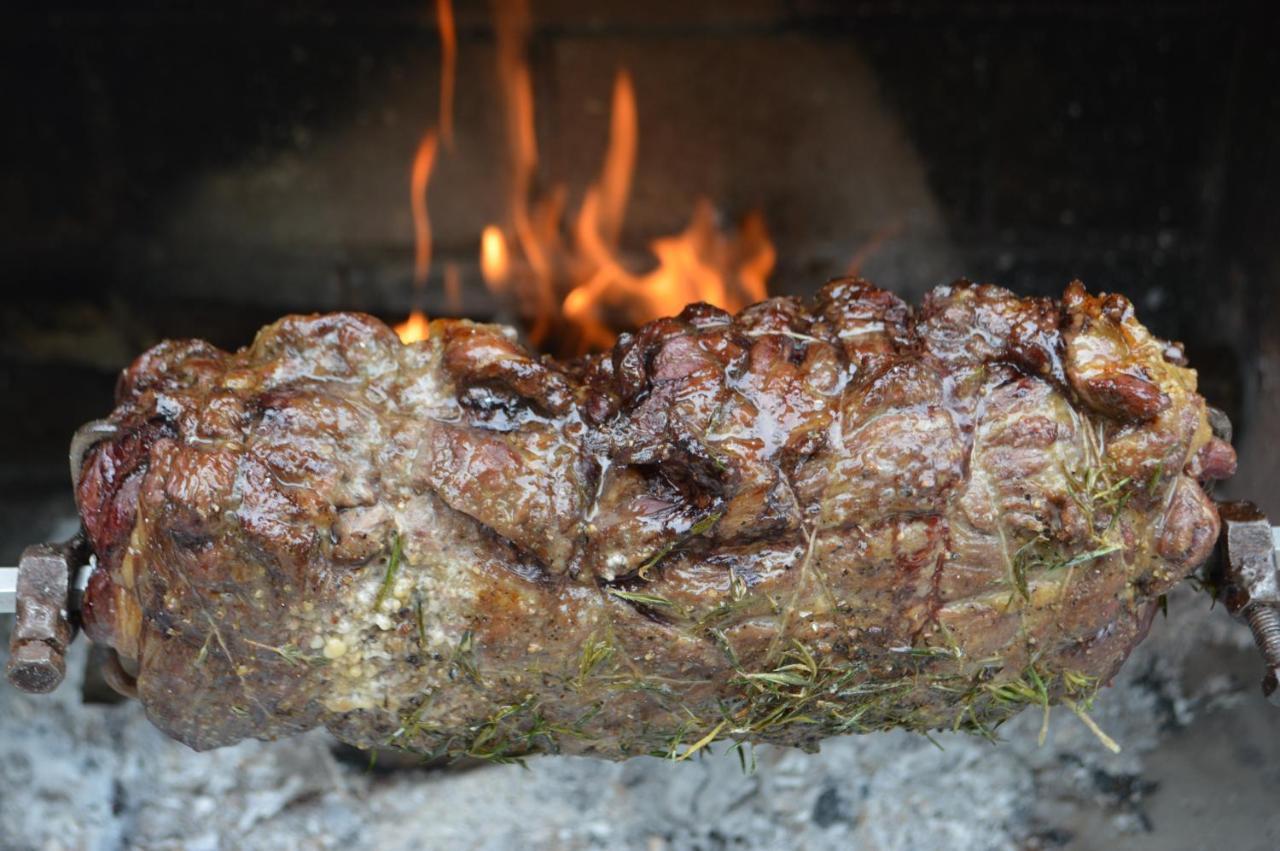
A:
9 278 1275 763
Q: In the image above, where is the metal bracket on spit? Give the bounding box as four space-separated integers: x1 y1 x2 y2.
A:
2 418 117 693
7 527 1278 701
1 558 90 619
3 537 88 692
1213 503 1280 706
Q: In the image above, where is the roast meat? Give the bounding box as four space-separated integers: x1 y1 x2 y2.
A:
75 279 1234 757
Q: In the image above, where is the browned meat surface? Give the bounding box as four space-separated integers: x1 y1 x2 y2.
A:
75 279 1234 757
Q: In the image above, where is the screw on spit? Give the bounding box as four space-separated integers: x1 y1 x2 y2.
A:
1246 605 1280 707
1215 502 1280 707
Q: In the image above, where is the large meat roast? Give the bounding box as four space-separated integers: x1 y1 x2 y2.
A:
75 279 1234 757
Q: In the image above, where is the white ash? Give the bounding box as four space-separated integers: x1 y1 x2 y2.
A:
2 583 1278 851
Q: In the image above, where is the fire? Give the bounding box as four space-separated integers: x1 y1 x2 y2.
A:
409 130 438 289
592 70 636 248
396 0 774 352
394 309 431 344
493 0 556 346
560 198 773 353
396 0 452 344
480 225 510 289
436 0 456 150
482 1 774 354
395 129 439 344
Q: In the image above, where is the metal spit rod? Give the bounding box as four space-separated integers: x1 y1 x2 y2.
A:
0 562 91 616
3 526 1280 702
1 531 1279 616
0 566 14 614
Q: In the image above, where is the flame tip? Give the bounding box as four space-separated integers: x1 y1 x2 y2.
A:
395 309 431 344
436 0 457 149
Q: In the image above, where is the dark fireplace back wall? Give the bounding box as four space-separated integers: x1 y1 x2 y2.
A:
2 1 1278 540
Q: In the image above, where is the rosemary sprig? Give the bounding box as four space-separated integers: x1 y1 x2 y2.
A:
574 635 616 690
606 588 678 609
636 510 723 579
449 629 481 684
674 720 728 762
243 639 325 668
372 531 403 612
1056 543 1122 570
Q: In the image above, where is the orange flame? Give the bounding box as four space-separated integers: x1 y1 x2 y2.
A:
736 210 775 305
493 0 557 345
396 1 774 353
436 0 456 150
595 70 636 248
478 0 773 354
396 0 455 344
410 129 438 288
481 225 511 289
395 309 431 344
562 198 773 338
396 130 438 343
559 70 773 353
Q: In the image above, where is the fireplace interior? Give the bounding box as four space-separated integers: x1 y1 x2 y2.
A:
2 1 1279 848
